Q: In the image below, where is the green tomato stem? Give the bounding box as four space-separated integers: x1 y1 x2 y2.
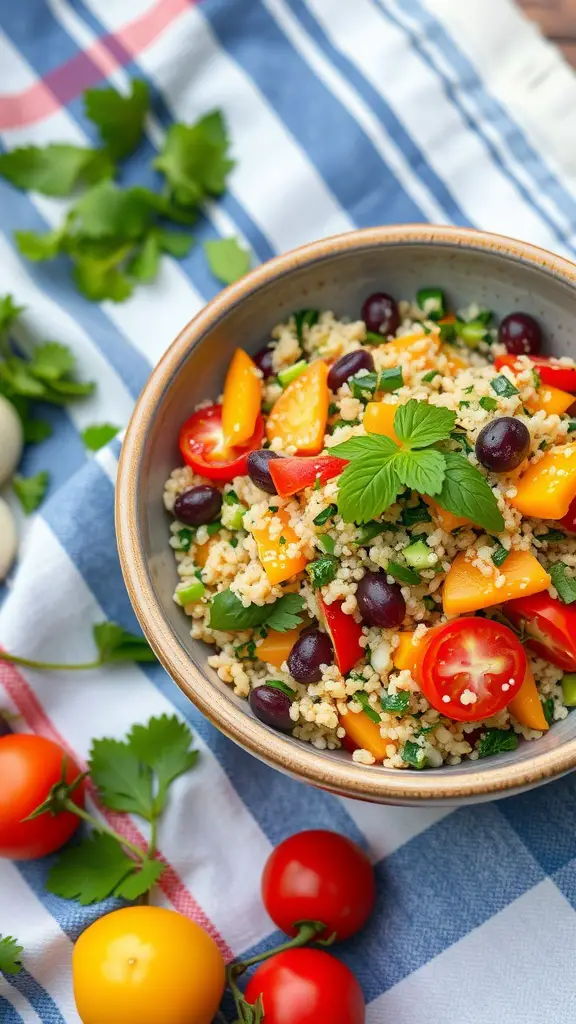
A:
0 651 102 672
230 920 328 978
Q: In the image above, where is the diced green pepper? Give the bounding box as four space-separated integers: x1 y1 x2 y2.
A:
318 534 336 555
403 539 437 570
562 673 576 706
416 287 446 321
175 579 206 605
278 359 308 388
455 319 489 348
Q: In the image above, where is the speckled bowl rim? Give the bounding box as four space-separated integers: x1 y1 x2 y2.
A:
116 224 576 802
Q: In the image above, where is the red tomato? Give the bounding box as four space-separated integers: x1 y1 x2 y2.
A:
244 949 365 1024
505 592 576 672
559 495 576 533
179 405 264 483
269 456 348 498
419 617 526 722
0 734 85 859
319 598 364 676
262 830 375 941
494 354 576 393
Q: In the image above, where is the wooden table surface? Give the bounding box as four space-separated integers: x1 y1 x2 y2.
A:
520 0 576 66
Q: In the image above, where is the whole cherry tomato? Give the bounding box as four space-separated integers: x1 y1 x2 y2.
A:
179 404 264 482
0 734 85 859
419 617 526 722
73 906 225 1024
506 592 576 672
262 830 375 941
244 949 365 1024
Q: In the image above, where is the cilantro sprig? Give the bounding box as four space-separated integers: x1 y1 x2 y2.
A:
30 716 198 905
0 935 23 975
0 620 156 672
331 399 504 532
209 591 305 632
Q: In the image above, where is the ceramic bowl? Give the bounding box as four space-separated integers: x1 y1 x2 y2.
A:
116 224 576 805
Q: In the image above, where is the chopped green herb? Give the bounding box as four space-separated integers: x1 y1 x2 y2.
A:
269 506 278 513
223 489 239 505
206 521 222 536
363 330 386 343
328 402 339 416
279 536 286 546
540 529 565 543
175 528 195 552
386 561 421 585
313 504 337 527
438 321 455 342
358 521 389 544
318 534 336 555
294 309 319 343
422 370 440 383
400 501 432 527
477 728 518 758
416 287 446 320
542 698 555 726
532 369 541 389
349 367 403 400
331 418 361 432
234 639 256 660
352 691 381 724
423 595 437 611
492 545 509 568
463 385 475 394
568 421 576 433
265 679 297 699
539 440 548 451
550 561 576 604
491 375 519 398
401 740 427 769
476 309 493 325
306 554 338 589
458 401 470 409
229 537 238 548
479 396 497 412
450 429 473 454
381 690 410 714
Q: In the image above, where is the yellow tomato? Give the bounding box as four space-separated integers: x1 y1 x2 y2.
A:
73 906 226 1024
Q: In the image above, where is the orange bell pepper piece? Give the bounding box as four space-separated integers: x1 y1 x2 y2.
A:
507 664 549 732
363 400 401 444
526 385 574 417
222 349 262 447
381 332 439 370
256 627 300 669
443 550 551 616
511 445 576 520
423 496 472 532
339 710 389 762
266 360 329 455
393 631 425 677
251 508 308 585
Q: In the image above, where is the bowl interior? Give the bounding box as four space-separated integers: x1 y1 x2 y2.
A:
124 230 576 801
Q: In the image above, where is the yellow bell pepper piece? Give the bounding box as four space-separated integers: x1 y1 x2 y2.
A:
423 496 472 532
339 710 389 762
266 360 329 455
511 445 576 520
363 400 400 443
251 508 308 585
222 348 262 446
526 385 574 417
507 665 549 732
443 550 551 616
393 631 425 677
256 627 300 669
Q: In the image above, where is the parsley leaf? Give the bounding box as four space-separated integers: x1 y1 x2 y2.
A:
0 295 24 337
479 396 497 412
401 740 427 768
84 79 149 160
127 232 161 283
542 697 555 726
306 554 338 589
93 622 157 664
154 110 234 207
477 728 518 758
394 400 456 448
29 342 75 382
89 737 155 819
381 689 410 714
491 375 519 398
13 470 49 514
435 451 504 533
0 144 113 197
352 691 381 724
332 433 401 524
0 935 23 975
81 423 120 451
209 591 305 632
394 448 445 496
115 858 165 901
205 237 251 285
47 833 154 905
550 562 576 604
155 227 195 259
127 715 199 811
15 227 67 262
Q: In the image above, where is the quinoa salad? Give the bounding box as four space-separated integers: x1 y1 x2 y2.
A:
163 287 576 771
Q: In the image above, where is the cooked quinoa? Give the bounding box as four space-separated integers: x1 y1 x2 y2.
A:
164 292 576 770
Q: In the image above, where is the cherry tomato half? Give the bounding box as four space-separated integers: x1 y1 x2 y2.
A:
244 949 365 1024
505 592 576 672
179 404 264 483
269 456 348 497
262 830 375 941
494 354 576 393
0 734 85 859
420 617 526 722
73 906 225 1024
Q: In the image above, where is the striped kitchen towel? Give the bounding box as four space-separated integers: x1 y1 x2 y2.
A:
2 1 576 1021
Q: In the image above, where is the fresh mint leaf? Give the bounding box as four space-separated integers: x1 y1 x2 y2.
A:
306 554 338 589
352 691 381 724
550 562 576 604
89 737 155 819
154 110 234 207
209 591 305 632
81 423 120 452
0 935 23 975
205 237 250 285
394 400 456 449
0 144 113 197
477 728 518 758
127 715 198 810
331 433 402 524
381 689 410 714
13 470 48 514
84 79 149 160
264 594 306 632
47 833 141 905
435 450 504 533
93 621 156 664
394 449 445 496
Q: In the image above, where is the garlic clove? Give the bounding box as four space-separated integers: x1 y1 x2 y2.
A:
0 396 23 487
0 498 17 580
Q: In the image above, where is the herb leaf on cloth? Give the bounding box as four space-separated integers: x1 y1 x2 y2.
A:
89 737 156 819
81 423 120 452
0 144 113 197
47 833 152 906
154 110 235 208
13 471 49 514
127 715 199 810
205 237 251 285
84 79 149 160
0 935 23 975
93 622 157 664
